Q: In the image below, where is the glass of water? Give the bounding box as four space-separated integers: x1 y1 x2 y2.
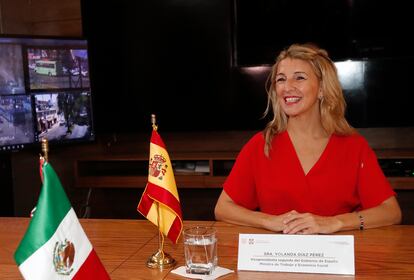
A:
183 226 218 275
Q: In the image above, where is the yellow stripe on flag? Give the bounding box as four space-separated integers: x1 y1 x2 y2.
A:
148 142 179 200
146 201 176 235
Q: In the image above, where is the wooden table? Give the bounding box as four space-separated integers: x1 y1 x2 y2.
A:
1 218 413 279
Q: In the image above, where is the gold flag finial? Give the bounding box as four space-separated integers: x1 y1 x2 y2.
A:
41 138 49 162
151 114 158 131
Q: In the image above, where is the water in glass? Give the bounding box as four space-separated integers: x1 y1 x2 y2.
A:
183 227 217 275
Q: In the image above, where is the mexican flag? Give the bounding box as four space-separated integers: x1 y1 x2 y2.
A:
14 159 110 279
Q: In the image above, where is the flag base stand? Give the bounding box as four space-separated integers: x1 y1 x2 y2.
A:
146 249 176 269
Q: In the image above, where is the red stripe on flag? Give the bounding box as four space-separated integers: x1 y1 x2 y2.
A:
137 182 183 243
151 130 166 149
167 216 183 243
137 186 153 216
73 249 110 280
145 182 182 218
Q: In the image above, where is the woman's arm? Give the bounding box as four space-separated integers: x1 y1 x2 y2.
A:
283 196 402 234
215 190 295 232
337 196 402 230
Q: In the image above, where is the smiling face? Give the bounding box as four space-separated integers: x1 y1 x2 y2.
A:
275 58 321 119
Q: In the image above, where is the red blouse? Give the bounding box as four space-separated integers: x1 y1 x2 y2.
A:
224 131 395 216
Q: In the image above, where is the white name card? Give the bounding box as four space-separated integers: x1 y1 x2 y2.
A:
238 234 354 275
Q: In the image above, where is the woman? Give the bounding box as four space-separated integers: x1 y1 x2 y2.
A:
215 44 401 234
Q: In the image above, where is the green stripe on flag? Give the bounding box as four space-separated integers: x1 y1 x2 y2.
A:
14 163 72 265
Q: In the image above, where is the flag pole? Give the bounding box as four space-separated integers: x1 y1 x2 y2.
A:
41 138 49 162
146 114 176 269
34 138 50 217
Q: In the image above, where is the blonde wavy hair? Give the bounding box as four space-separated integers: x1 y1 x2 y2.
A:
263 43 355 157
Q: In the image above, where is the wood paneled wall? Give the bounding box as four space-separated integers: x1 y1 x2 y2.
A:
0 0 82 36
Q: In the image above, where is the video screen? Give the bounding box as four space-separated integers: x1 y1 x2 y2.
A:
0 44 25 95
0 95 35 149
28 48 90 90
34 91 93 142
0 36 94 153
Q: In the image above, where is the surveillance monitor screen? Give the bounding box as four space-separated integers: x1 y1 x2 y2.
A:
0 44 25 95
0 95 35 151
28 48 90 90
34 91 93 142
0 35 94 153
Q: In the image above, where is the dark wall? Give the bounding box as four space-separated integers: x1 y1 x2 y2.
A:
236 0 413 64
81 0 244 133
81 0 414 135
0 154 13 216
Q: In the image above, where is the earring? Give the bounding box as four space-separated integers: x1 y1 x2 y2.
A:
318 88 323 100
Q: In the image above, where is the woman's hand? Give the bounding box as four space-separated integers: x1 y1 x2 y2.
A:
261 210 299 232
282 212 343 234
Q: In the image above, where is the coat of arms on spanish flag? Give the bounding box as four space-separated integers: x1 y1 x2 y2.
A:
137 128 183 244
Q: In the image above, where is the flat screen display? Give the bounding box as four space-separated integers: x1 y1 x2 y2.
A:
0 43 25 94
0 36 94 153
0 95 34 149
34 91 93 142
28 48 90 90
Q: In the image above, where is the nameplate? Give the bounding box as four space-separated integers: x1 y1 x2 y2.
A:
238 234 354 275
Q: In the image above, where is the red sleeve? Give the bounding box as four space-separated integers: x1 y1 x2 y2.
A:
223 134 260 210
357 139 396 209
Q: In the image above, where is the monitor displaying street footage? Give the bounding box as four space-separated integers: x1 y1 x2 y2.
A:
0 44 25 95
28 48 90 90
0 95 35 150
34 92 93 142
0 35 94 152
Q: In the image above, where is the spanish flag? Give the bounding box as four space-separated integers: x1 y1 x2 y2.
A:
137 129 183 244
